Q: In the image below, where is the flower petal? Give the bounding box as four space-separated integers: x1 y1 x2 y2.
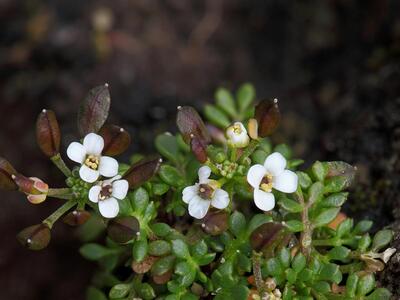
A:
79 165 100 183
112 179 129 200
198 166 211 184
88 185 101 203
67 142 86 164
211 189 229 209
247 164 266 189
188 196 210 219
83 133 104 155
98 197 119 218
182 185 198 204
254 189 275 211
264 152 286 176
98 156 119 178
273 170 298 193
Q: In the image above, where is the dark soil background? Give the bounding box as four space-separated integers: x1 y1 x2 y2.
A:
1 0 399 299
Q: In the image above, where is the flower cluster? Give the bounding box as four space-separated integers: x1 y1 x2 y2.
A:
0 83 395 300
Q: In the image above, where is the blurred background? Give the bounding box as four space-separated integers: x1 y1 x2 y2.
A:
1 0 400 299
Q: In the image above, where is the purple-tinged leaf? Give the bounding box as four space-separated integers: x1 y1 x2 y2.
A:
123 156 162 189
99 124 131 156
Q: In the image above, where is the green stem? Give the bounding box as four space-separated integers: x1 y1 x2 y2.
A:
43 200 76 229
238 139 259 164
295 188 313 259
51 153 72 177
205 159 220 175
47 188 74 200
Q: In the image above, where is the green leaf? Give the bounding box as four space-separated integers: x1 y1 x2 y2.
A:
297 171 312 189
358 234 372 252
371 230 393 252
80 243 113 261
311 161 328 182
152 182 170 196
266 258 283 275
313 208 340 228
247 214 273 234
236 83 255 113
279 198 303 213
215 88 237 118
274 144 292 159
318 263 342 284
327 246 351 261
353 220 373 235
138 283 156 300
286 268 297 284
313 281 331 294
346 274 359 298
237 253 252 273
172 239 190 259
149 240 171 256
357 274 375 296
131 187 149 213
366 288 391 300
322 192 348 207
285 220 304 232
278 248 291 268
204 104 231 128
151 255 176 276
159 165 185 187
86 287 107 300
197 253 216 266
175 261 196 287
109 283 131 299
155 133 180 163
229 211 247 237
324 176 348 193
308 182 324 205
214 285 249 300
292 253 306 273
132 239 148 262
336 218 353 238
151 223 172 237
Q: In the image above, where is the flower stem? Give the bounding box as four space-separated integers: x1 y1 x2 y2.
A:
48 188 74 200
51 153 72 177
43 200 76 229
252 251 267 299
295 188 313 259
239 140 259 164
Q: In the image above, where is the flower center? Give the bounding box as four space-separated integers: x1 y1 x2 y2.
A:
260 173 273 193
233 124 243 135
99 184 113 200
198 184 215 200
84 155 100 170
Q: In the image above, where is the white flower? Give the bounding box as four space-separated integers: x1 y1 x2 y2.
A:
182 166 230 219
226 122 250 148
88 175 129 218
247 152 298 211
67 133 119 183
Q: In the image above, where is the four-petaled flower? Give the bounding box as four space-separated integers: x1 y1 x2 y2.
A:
182 166 229 219
88 175 129 218
247 152 298 211
226 122 250 148
67 133 119 183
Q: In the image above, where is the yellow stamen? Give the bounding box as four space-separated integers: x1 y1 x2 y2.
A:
260 173 273 193
84 155 100 170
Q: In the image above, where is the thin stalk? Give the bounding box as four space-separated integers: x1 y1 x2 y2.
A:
295 188 313 258
239 139 259 164
43 200 76 229
51 153 72 177
252 251 267 299
47 188 74 200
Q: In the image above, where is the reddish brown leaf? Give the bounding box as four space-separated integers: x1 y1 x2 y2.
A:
132 256 159 274
123 156 162 189
36 109 61 157
190 137 208 163
63 210 91 226
99 124 131 156
78 84 111 136
107 216 140 244
0 157 17 190
176 106 210 144
254 99 280 137
17 224 51 251
200 210 229 235
152 270 172 285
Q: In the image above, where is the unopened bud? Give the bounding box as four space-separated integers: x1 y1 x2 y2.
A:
99 124 131 156
248 118 258 140
13 175 48 204
0 157 18 190
36 109 61 157
17 223 51 250
62 209 91 226
226 122 250 148
107 216 140 244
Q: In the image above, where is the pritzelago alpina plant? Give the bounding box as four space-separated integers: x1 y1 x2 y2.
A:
0 83 396 300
